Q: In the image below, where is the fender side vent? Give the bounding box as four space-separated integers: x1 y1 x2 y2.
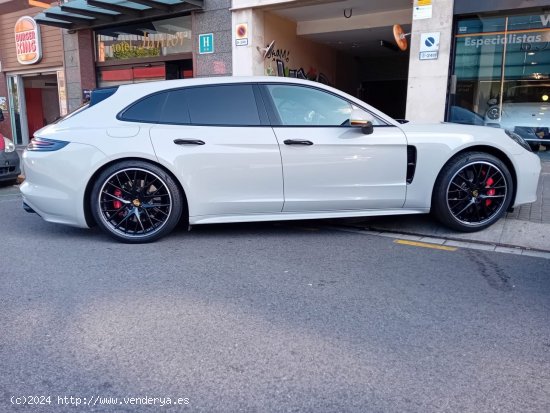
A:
406 145 417 184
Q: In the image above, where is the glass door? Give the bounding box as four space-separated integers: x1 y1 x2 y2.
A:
7 75 29 146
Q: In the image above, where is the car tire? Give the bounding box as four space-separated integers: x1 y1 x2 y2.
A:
91 161 184 243
432 152 514 232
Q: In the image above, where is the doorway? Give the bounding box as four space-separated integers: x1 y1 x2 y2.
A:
165 60 193 80
7 72 61 145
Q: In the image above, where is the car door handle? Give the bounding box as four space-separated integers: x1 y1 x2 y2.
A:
173 139 205 145
283 139 314 146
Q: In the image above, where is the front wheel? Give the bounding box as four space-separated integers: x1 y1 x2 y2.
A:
432 152 514 232
91 161 184 243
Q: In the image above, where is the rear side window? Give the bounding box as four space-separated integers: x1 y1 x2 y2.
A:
159 89 190 124
186 85 261 126
120 92 168 123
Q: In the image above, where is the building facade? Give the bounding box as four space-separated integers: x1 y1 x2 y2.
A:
1 0 548 153
0 0 65 146
230 0 549 151
36 0 233 114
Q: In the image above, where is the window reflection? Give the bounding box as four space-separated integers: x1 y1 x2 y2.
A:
449 11 550 151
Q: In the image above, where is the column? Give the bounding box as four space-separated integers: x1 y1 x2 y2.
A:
406 0 454 122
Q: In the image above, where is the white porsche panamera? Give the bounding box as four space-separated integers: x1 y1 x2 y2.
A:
21 77 541 243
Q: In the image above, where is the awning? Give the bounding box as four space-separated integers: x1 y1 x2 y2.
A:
35 0 203 30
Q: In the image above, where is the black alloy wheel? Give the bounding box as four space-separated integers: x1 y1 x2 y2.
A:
432 152 513 232
91 161 184 243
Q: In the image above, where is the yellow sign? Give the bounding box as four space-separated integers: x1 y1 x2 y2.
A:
417 0 432 6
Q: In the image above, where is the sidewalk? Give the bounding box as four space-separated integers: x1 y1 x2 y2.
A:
348 154 550 252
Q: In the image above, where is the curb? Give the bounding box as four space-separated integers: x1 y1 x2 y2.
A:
337 224 550 258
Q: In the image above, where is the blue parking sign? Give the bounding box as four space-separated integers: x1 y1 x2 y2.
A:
199 33 214 54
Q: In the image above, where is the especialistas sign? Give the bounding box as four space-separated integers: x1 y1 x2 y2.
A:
14 16 42 65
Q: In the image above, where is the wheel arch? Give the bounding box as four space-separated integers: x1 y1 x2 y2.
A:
432 145 518 210
83 157 188 227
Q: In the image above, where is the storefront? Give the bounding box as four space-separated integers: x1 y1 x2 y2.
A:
94 15 194 88
0 2 65 146
34 0 232 113
448 1 550 151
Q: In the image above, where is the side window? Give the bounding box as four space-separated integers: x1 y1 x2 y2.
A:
186 85 261 126
266 84 386 126
266 84 352 126
159 89 190 124
120 92 168 123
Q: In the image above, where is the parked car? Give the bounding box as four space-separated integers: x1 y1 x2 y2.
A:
0 112 21 186
21 77 541 243
449 105 485 126
484 83 550 149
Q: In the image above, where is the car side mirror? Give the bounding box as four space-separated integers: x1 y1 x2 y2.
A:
350 109 374 135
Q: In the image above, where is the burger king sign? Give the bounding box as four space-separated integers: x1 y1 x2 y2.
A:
15 16 42 65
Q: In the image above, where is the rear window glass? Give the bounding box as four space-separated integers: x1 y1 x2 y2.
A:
186 85 261 126
120 92 168 123
159 89 190 124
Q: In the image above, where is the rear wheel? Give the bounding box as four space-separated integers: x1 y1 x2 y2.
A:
91 161 184 243
432 152 513 232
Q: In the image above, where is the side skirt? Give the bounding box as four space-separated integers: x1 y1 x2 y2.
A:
189 208 430 225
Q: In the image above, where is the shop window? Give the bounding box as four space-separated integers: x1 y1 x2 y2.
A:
449 11 550 150
96 16 192 63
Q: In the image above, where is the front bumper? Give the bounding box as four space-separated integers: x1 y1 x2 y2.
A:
0 150 21 182
512 150 542 207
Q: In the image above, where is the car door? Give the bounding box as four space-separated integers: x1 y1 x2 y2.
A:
261 83 408 213
148 84 284 217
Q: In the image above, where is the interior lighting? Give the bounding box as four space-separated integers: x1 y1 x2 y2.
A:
28 0 51 8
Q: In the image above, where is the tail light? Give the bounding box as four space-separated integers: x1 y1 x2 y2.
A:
27 137 69 152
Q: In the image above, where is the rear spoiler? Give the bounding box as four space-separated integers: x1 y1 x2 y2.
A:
90 87 119 106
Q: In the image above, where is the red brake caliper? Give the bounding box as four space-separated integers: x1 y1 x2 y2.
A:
485 177 495 207
113 189 122 210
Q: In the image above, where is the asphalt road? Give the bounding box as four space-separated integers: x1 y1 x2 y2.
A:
1 185 549 413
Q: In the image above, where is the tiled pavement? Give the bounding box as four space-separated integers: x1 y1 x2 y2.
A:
506 151 550 224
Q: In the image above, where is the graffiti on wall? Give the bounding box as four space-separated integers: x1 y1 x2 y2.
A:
266 47 291 63
261 41 331 85
271 59 331 85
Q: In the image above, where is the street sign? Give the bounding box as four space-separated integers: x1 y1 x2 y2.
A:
199 33 214 54
419 32 440 60
419 51 438 60
413 0 432 20
235 23 248 46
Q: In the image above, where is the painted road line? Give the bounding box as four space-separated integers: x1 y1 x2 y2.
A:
324 225 550 259
394 239 458 251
